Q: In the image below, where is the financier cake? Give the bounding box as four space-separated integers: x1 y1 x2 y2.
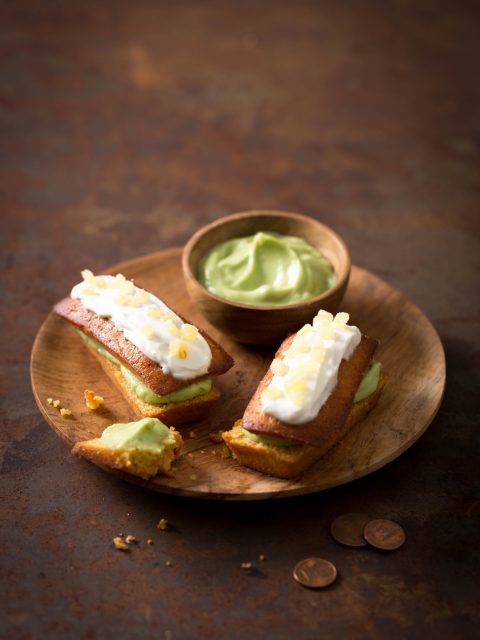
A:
223 310 387 478
54 270 234 425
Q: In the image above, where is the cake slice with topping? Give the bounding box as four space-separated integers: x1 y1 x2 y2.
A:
54 270 234 425
223 311 387 478
72 417 183 480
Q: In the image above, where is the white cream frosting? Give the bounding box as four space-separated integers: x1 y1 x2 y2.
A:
260 311 361 424
71 270 212 381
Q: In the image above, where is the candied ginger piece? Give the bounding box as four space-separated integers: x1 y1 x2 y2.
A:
165 319 180 337
333 312 350 327
285 378 307 404
112 273 126 288
135 290 150 304
180 324 199 342
297 324 313 337
313 310 334 327
261 386 282 401
271 358 289 376
81 269 95 284
147 307 167 319
80 286 96 296
141 323 155 337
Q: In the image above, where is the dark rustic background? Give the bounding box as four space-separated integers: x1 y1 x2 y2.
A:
1 1 479 638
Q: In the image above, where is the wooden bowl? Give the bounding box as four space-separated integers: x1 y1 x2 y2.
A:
182 210 351 345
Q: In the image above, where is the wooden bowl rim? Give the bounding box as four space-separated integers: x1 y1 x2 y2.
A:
182 210 351 312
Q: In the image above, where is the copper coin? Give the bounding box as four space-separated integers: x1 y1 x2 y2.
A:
330 513 371 548
293 557 337 589
363 519 406 551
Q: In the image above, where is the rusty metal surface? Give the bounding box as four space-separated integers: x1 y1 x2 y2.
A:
1 1 479 638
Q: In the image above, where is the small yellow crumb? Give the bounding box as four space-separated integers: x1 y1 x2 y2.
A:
187 452 194 459
165 560 172 567
157 518 169 531
189 474 197 481
52 399 60 408
113 537 129 551
189 431 196 438
60 408 72 417
147 539 153 545
47 398 53 405
211 450 217 456
259 554 265 561
241 562 252 570
84 389 104 410
125 534 136 544
200 450 205 454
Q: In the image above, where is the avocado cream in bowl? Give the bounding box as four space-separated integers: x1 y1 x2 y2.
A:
182 210 351 345
198 231 336 307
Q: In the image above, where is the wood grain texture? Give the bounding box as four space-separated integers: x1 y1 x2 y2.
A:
30 248 445 500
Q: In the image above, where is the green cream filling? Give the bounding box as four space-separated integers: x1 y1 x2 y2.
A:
78 331 212 405
242 360 382 448
100 417 176 451
198 231 336 306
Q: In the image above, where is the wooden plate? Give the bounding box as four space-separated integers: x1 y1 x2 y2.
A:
30 248 445 500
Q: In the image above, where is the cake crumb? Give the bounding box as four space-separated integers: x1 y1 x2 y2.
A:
52 399 61 408
84 389 104 410
189 431 196 438
241 562 252 570
113 537 129 551
157 518 169 531
46 397 53 406
60 408 72 417
259 554 265 561
147 539 153 545
189 474 197 481
187 453 194 459
220 447 231 459
125 534 136 544
165 560 172 567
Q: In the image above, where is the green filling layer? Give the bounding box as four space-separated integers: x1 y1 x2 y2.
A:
100 417 176 451
198 231 336 306
242 360 382 447
78 331 212 405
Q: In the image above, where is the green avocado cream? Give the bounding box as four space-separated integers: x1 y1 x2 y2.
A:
78 331 212 404
354 360 381 403
242 361 382 447
100 417 176 451
198 231 336 306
